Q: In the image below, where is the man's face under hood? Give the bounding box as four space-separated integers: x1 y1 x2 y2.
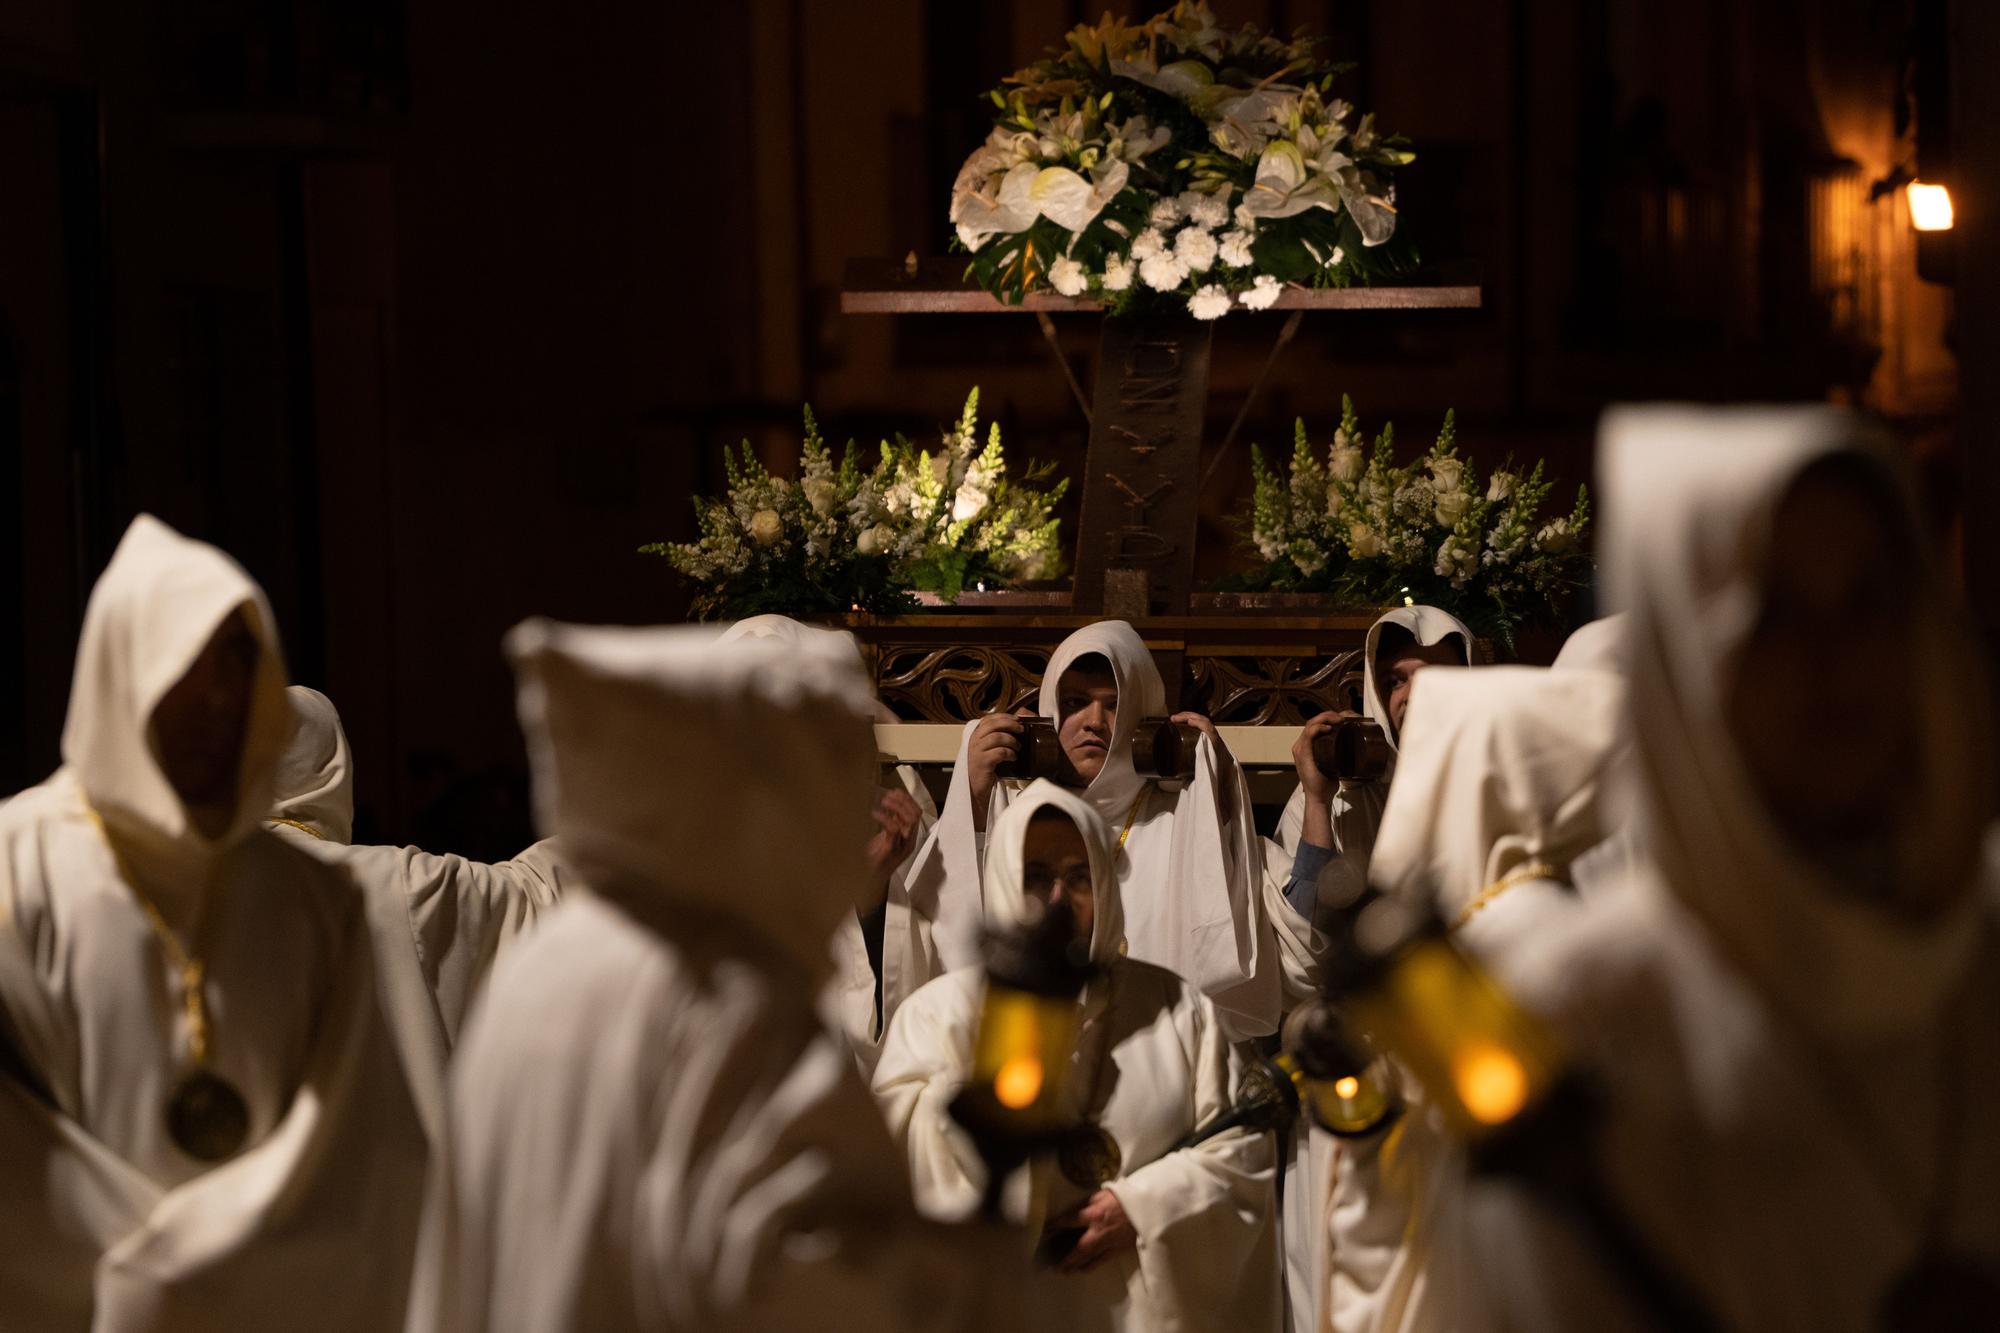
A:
151 611 260 836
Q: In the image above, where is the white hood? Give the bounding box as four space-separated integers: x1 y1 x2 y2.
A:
1550 614 1628 673
60 515 293 885
1600 403 1992 1038
1036 619 1168 827
271 686 355 844
979 779 1126 967
506 619 880 985
1367 665 1630 922
1361 605 1474 746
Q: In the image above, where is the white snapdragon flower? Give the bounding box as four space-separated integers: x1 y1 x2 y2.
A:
1329 435 1364 484
1140 251 1191 291
1218 228 1256 267
1188 284 1232 320
1149 197 1183 228
1487 471 1517 503
1129 227 1168 261
1238 273 1283 310
1049 256 1090 297
1102 253 1135 291
1347 523 1385 558
1174 226 1219 272
1326 487 1345 518
749 509 784 547
883 482 914 516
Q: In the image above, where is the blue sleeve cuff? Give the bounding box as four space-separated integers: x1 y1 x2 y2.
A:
1284 841 1336 919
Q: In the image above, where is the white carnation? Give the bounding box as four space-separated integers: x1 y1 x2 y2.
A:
1049 256 1090 297
1218 228 1256 267
1149 197 1182 228
1238 273 1283 310
1179 191 1229 230
1187 284 1232 320
1129 227 1168 261
1329 444 1363 483
1174 226 1218 272
1140 251 1190 292
1102 253 1134 291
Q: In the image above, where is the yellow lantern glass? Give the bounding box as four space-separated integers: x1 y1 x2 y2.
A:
968 981 1080 1136
1345 935 1561 1140
1280 1051 1400 1137
1907 181 1955 232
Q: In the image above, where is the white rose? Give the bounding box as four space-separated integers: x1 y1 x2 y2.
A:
1430 457 1466 493
1348 523 1384 558
1329 444 1363 483
1218 228 1256 267
1140 251 1190 292
1435 490 1471 527
802 478 837 515
951 482 990 523
1187 284 1231 320
1538 518 1577 554
1102 253 1134 291
1049 256 1090 297
1174 226 1218 272
1238 273 1282 310
855 525 885 556
1129 227 1168 261
1487 471 1516 503
749 509 784 547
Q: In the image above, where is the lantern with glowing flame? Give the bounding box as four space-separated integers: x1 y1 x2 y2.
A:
1278 1000 1402 1137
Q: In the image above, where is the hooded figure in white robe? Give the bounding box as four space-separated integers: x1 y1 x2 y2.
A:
1470 406 2000 1332
1314 665 1627 1333
407 621 1039 1333
873 780 1281 1332
267 686 567 1051
902 620 1285 1040
1271 603 1472 1333
0 514 436 1332
715 615 937 1077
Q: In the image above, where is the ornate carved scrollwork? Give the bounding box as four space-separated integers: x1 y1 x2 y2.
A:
1184 651 1369 725
872 644 1052 722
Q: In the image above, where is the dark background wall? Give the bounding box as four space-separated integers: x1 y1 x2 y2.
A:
1 0 1979 853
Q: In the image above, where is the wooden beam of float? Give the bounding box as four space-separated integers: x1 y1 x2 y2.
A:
841 257 1483 622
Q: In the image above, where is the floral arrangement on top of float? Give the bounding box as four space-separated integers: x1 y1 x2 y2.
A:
1233 395 1594 646
949 0 1417 320
644 389 1068 620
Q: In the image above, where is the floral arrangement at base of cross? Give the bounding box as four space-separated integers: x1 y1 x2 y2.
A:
1234 395 1592 646
950 0 1417 322
644 390 1069 621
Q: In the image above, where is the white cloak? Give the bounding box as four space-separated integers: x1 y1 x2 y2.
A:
874 781 1281 1333
407 620 1043 1333
1471 406 2000 1331
899 619 1284 1041
0 515 435 1332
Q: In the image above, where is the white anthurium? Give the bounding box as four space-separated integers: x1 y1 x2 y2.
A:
1030 158 1130 234
1110 116 1173 163
1237 139 1341 221
1110 55 1216 101
1208 87 1304 159
1314 145 1399 246
952 161 1041 251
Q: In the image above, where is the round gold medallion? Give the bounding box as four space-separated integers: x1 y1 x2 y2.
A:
166 1068 250 1162
1057 1124 1122 1189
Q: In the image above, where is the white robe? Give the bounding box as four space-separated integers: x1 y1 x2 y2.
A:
408 620 1044 1333
874 781 1281 1333
0 515 435 1332
900 620 1285 1041
1271 604 1472 1333
1471 406 2000 1330
1317 666 1628 1333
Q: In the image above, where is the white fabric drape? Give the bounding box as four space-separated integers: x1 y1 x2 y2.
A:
1471 405 2000 1332
873 781 1281 1333
901 619 1281 1039
0 515 434 1331
406 621 1041 1333
1315 666 1627 1333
